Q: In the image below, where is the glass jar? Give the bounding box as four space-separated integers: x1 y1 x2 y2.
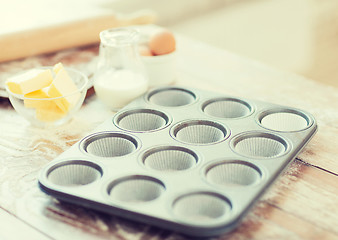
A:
94 28 149 110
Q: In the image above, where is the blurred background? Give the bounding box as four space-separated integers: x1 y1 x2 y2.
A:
2 0 338 87
111 0 338 88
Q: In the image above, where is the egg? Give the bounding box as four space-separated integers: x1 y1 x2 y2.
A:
149 30 176 55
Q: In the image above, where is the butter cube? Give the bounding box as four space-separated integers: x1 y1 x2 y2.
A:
25 86 67 122
24 87 49 108
6 69 53 95
24 87 64 112
35 104 67 122
53 62 64 74
47 68 80 112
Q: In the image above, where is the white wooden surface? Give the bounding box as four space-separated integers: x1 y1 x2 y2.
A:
0 33 337 239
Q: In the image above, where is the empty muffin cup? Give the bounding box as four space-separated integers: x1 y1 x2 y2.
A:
202 98 253 119
47 160 102 187
205 160 262 187
80 132 139 158
147 87 196 107
172 120 228 144
114 109 170 132
107 175 165 203
231 132 288 158
142 146 198 171
172 192 231 224
258 108 312 132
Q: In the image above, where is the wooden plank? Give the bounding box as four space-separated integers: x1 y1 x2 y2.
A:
220 159 338 240
0 207 51 240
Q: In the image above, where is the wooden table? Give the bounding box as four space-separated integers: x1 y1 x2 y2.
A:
0 33 337 240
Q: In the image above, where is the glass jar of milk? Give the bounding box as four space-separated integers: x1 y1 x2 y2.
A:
94 28 148 110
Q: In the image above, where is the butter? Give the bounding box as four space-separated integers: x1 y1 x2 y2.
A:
35 104 67 122
6 69 53 95
47 68 80 112
23 87 62 111
7 63 83 123
24 87 49 108
53 62 64 74
24 87 65 121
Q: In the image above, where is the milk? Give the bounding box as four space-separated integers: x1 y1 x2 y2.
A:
94 69 148 110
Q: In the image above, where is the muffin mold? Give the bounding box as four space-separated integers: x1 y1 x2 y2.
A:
39 86 317 237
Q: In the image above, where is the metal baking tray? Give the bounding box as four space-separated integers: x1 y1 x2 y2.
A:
38 86 317 237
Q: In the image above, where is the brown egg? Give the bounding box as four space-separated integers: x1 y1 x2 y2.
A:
139 45 153 56
149 30 176 55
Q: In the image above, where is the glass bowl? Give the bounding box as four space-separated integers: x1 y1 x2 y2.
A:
6 67 88 127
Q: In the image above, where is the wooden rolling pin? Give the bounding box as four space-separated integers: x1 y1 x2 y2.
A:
0 11 156 63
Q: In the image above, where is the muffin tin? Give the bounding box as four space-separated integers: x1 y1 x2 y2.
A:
38 86 317 237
